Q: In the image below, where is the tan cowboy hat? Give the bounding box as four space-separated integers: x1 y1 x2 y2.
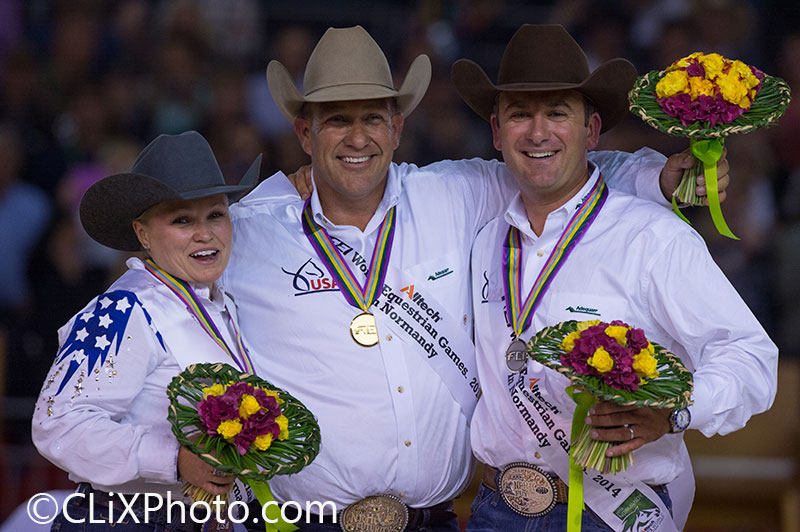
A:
267 25 431 122
80 131 260 251
451 24 636 133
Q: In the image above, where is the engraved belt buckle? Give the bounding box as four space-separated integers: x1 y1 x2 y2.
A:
498 462 558 517
339 494 409 532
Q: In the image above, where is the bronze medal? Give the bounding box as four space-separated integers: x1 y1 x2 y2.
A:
505 338 528 372
339 494 409 532
350 313 379 347
498 462 557 517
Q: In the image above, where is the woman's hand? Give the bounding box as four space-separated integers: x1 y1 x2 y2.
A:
177 446 235 496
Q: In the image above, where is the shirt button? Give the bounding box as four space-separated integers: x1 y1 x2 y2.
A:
463 314 468 325
535 452 541 459
404 440 412 447
386 334 393 341
397 386 404 393
399 493 406 498
536 250 544 257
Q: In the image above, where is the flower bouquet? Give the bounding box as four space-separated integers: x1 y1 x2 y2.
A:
527 320 692 474
167 363 320 528
629 52 791 239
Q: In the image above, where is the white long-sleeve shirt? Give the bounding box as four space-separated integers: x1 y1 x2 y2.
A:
32 258 249 495
222 150 669 508
470 166 778 487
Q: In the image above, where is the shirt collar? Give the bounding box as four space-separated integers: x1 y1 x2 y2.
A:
503 163 601 241
308 164 402 233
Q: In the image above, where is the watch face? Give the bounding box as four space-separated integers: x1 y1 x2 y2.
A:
673 408 691 431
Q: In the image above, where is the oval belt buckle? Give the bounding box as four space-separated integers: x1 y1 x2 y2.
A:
498 462 558 517
339 494 409 532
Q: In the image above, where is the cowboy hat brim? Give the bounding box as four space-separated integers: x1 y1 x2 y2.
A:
267 54 432 122
451 57 636 133
80 154 261 252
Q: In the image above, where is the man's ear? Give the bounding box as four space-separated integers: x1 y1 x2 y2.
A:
391 113 405 149
586 112 601 151
491 114 502 152
294 116 313 156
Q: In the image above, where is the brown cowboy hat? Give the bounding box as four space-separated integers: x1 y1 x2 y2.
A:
451 24 636 133
80 131 260 252
267 25 431 122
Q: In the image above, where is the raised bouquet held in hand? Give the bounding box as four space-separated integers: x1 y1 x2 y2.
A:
167 363 321 528
527 320 692 474
629 52 791 239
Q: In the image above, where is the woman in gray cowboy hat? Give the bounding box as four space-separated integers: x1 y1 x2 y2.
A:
31 131 260 532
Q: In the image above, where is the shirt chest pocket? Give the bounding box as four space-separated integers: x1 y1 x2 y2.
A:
544 291 631 325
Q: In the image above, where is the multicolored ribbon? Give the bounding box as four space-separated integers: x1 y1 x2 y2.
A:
301 200 396 313
503 176 608 337
143 259 255 374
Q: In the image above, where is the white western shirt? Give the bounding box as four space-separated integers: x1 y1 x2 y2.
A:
470 167 778 487
222 151 668 509
32 258 248 495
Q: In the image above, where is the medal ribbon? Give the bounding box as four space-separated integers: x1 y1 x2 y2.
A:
503 176 608 337
143 259 255 374
301 200 396 313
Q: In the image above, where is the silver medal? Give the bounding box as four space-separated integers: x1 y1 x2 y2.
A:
505 338 528 372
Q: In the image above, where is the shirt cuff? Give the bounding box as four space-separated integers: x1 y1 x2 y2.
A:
137 432 181 483
686 378 716 436
633 147 671 207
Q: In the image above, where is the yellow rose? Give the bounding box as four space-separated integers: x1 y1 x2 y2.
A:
688 76 716 100
633 351 660 379
730 60 759 89
671 52 702 71
698 53 725 79
254 433 274 451
588 347 614 374
577 320 601 332
656 70 689 98
264 389 285 405
217 419 242 440
717 72 750 107
276 415 289 440
202 383 226 397
239 394 261 419
604 325 628 346
561 331 580 353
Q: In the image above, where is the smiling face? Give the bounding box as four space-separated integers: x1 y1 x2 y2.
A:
132 194 232 288
491 90 601 209
293 98 403 223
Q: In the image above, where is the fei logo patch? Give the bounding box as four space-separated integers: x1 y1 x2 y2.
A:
565 305 601 316
614 489 664 531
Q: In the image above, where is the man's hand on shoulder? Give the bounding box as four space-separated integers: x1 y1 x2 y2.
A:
286 164 313 200
659 148 729 205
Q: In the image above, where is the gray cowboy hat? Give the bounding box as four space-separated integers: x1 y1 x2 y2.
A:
267 25 431 122
451 24 637 133
80 131 261 251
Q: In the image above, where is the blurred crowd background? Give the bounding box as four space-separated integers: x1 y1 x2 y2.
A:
0 0 799 526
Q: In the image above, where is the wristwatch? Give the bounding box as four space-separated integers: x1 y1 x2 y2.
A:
668 407 691 433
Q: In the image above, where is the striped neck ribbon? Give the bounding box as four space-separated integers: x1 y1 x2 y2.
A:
301 200 397 313
503 175 608 338
143 259 255 374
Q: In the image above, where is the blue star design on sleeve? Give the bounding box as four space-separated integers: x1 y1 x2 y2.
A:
53 290 165 396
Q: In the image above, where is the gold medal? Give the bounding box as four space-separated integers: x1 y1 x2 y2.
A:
350 313 379 347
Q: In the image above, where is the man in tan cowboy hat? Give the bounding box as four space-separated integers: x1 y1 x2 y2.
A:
452 24 777 532
220 25 730 531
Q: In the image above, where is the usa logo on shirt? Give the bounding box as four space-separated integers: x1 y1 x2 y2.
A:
53 290 164 396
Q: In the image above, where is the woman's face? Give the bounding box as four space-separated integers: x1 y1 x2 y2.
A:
132 194 232 288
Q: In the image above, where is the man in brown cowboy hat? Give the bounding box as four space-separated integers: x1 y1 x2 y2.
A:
220 25 731 531
453 24 777 532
